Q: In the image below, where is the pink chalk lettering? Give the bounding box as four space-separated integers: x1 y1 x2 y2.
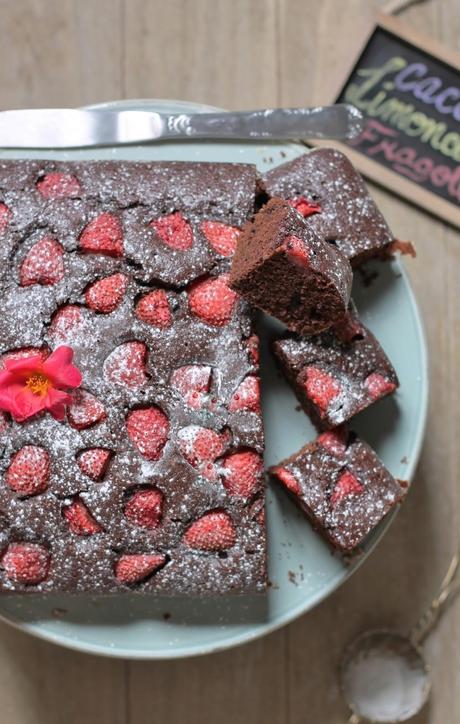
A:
351 120 460 201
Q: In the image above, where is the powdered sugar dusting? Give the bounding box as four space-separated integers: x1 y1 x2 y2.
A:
0 159 266 595
274 305 398 429
270 430 406 552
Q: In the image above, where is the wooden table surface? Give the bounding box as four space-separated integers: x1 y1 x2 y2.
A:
0 0 458 722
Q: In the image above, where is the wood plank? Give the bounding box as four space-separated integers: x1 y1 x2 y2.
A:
0 621 126 724
414 4 460 723
123 0 279 109
305 0 381 106
0 0 123 109
277 0 319 106
426 219 460 724
128 630 288 724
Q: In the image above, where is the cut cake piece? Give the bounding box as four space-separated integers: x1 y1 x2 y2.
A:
229 198 352 335
272 305 398 430
269 427 407 553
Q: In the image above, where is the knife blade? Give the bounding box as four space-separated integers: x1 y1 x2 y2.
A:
0 105 363 148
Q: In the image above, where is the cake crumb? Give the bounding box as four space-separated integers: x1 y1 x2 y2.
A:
386 239 416 259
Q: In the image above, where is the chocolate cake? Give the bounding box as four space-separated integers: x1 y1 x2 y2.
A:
273 306 399 430
269 427 407 553
229 198 352 335
262 148 394 266
0 159 267 595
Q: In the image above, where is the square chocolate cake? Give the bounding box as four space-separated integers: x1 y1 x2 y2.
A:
0 160 267 595
269 427 407 553
272 306 399 430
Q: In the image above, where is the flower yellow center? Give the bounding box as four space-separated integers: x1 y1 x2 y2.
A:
25 373 51 397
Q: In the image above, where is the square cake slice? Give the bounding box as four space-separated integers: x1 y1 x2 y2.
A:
273 306 398 430
229 198 352 335
0 159 267 595
269 427 407 553
262 148 394 266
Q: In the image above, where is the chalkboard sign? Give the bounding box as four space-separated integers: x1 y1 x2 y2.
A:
310 14 460 228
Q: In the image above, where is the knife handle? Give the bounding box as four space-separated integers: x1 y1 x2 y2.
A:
164 105 363 141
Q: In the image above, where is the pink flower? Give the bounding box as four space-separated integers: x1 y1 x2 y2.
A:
0 346 82 422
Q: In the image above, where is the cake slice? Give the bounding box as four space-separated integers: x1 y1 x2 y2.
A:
269 427 407 553
263 148 394 266
0 159 267 595
272 305 398 430
229 198 352 335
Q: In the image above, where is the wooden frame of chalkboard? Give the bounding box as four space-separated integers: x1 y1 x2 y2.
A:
309 13 460 228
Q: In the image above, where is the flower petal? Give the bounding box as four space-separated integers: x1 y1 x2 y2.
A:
0 378 48 421
0 370 16 388
0 382 24 416
45 388 73 420
48 363 82 389
43 346 82 388
12 387 46 421
0 345 82 422
46 346 74 368
4 355 45 377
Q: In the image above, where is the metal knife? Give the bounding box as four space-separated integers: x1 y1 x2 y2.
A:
0 104 363 148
